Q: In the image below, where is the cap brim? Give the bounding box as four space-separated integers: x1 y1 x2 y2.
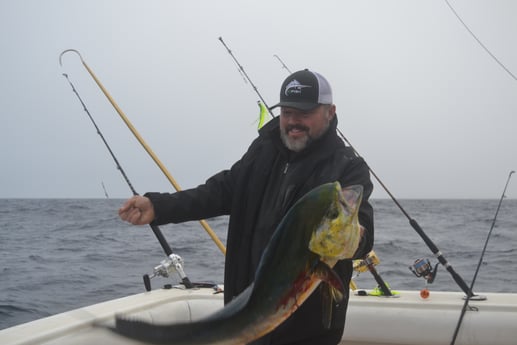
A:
270 101 320 111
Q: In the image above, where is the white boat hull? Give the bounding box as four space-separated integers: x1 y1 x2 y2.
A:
343 290 517 345
1 286 516 345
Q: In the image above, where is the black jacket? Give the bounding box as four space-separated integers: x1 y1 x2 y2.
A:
146 115 374 344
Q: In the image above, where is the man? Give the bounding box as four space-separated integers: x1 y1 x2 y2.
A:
119 69 374 345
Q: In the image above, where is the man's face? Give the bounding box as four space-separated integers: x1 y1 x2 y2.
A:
279 104 336 152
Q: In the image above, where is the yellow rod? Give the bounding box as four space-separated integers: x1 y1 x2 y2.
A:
61 50 226 255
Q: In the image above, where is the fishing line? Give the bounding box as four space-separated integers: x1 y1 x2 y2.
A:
445 0 517 82
450 170 514 345
60 51 194 288
59 49 226 256
220 45 477 297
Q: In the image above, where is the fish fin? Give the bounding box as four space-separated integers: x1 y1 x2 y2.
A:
312 261 345 329
320 283 333 329
342 185 363 211
312 261 345 302
312 260 345 329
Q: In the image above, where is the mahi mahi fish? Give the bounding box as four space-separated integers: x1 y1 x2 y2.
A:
111 181 363 344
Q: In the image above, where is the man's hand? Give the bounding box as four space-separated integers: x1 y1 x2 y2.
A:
118 195 155 225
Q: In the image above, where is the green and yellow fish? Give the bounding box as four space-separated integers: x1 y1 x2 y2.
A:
112 181 363 344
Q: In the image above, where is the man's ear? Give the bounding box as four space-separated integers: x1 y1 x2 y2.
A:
329 104 336 119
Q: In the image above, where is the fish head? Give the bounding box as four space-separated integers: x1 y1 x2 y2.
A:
308 182 363 261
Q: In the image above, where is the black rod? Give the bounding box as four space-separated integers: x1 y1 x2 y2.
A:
267 53 478 297
218 36 275 119
61 72 174 257
450 170 514 345
340 132 476 298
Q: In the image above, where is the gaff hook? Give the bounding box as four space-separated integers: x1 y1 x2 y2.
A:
59 49 84 67
58 48 227 256
58 50 195 289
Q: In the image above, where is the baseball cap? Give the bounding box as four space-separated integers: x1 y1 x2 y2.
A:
270 69 333 111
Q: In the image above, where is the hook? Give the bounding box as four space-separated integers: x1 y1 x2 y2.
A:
59 49 84 67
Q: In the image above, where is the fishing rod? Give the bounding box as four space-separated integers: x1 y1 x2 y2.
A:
276 57 477 298
59 49 226 257
60 51 193 289
218 37 275 120
270 54 481 298
219 42 391 293
334 116 479 297
101 181 109 199
450 170 514 345
273 54 292 74
222 46 477 298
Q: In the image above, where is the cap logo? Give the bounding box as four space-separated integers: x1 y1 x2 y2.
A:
284 79 312 96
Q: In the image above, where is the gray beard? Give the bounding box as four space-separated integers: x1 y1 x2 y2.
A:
280 131 311 152
280 121 330 152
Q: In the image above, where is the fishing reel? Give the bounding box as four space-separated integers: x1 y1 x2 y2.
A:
353 251 397 297
409 258 439 299
409 258 439 284
143 253 193 291
353 250 380 273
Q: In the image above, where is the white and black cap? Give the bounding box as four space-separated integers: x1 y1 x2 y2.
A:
271 69 333 111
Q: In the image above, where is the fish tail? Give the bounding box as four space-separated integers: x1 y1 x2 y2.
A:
109 311 252 345
110 317 203 344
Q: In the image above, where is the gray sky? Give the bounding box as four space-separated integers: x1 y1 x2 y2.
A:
1 0 516 199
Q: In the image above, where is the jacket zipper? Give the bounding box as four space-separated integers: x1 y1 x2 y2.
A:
283 162 289 174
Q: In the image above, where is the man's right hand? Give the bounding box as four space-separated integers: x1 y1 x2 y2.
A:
118 195 155 225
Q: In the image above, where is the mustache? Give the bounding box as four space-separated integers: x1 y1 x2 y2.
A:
285 124 309 133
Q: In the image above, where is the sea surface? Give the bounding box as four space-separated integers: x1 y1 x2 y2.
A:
1 198 516 330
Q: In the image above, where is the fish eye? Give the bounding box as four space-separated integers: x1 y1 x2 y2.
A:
327 206 339 219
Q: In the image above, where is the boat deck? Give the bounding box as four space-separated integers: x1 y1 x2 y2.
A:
1 286 516 345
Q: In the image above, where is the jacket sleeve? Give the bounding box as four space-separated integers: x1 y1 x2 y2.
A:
144 160 241 225
143 133 266 226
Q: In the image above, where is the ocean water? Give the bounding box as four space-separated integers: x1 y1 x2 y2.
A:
1 198 516 330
